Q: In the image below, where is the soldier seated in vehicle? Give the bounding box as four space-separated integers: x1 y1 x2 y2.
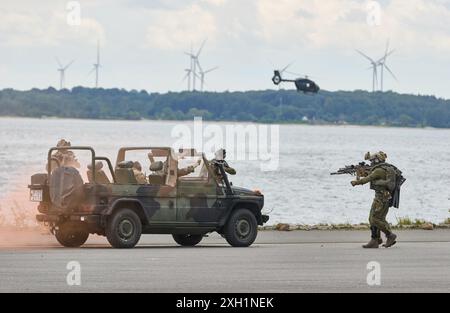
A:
87 161 110 184
53 139 80 169
132 161 148 185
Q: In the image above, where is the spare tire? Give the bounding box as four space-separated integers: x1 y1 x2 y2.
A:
49 167 84 212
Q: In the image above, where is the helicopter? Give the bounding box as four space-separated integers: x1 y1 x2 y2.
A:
271 64 320 94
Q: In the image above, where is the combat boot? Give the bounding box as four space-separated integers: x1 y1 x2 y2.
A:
377 238 383 245
384 233 397 248
362 238 379 249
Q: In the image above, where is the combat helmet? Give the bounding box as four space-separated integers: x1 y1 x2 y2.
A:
365 151 387 163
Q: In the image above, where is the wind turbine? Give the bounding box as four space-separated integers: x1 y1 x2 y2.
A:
56 57 75 90
356 50 378 92
376 41 397 91
89 40 101 88
184 39 207 91
196 59 218 91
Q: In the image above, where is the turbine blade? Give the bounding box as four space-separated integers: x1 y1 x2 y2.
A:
384 64 398 81
64 59 75 70
384 39 390 56
356 50 375 63
55 57 63 68
87 67 96 76
204 66 218 74
196 59 203 73
377 49 395 64
196 39 207 57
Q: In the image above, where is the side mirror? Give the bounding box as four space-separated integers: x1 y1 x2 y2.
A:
150 161 164 172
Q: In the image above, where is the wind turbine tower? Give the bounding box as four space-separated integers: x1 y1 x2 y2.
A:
89 40 101 88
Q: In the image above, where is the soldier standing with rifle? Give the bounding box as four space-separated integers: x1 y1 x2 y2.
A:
332 151 405 249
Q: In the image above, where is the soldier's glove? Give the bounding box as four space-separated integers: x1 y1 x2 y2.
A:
351 181 358 187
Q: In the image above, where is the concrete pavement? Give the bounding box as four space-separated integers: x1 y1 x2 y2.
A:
0 230 449 293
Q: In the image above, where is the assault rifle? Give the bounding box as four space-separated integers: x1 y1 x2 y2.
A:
330 162 371 180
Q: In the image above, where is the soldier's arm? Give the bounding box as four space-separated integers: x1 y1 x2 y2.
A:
353 168 384 185
147 153 155 163
177 166 195 177
223 161 236 175
224 166 236 175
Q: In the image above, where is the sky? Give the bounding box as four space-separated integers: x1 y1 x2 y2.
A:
1 0 450 98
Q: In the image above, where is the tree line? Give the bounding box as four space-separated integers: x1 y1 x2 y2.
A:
1 87 450 128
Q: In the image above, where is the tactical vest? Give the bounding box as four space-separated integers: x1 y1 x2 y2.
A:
369 163 398 192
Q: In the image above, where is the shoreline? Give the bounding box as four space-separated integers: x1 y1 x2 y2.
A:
0 115 446 130
262 221 450 231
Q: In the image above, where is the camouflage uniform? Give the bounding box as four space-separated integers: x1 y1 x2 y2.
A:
353 164 392 234
352 151 398 248
211 149 236 179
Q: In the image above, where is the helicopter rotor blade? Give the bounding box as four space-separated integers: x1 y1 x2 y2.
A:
280 61 295 74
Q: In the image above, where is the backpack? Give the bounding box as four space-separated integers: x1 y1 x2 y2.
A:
381 163 406 208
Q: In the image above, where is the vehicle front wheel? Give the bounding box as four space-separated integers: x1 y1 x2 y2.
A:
224 208 258 247
55 222 89 248
172 234 203 246
106 209 142 249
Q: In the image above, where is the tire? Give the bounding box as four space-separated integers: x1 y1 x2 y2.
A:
172 234 203 246
106 209 142 249
224 208 258 247
55 222 89 248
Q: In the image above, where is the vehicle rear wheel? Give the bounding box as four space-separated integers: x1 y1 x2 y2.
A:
172 234 203 246
55 222 89 248
224 208 258 247
106 209 142 249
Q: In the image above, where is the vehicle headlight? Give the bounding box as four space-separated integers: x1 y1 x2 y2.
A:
253 189 262 196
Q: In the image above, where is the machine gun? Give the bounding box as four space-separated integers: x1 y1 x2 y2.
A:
330 162 371 180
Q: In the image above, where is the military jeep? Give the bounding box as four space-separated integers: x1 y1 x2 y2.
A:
29 146 268 248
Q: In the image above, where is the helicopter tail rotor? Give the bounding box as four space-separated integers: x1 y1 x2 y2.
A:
272 70 282 85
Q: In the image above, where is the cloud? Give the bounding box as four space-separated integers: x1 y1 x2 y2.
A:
254 0 450 54
0 4 105 47
145 4 217 50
